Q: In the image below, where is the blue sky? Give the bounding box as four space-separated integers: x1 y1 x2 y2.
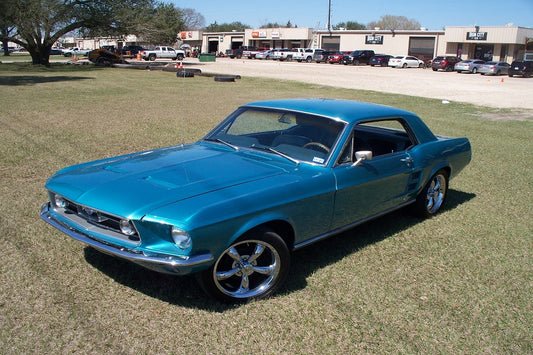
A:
172 0 532 30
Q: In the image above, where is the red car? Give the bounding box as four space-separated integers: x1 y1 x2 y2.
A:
327 51 350 64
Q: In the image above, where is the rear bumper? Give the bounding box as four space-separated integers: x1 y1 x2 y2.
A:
40 203 213 275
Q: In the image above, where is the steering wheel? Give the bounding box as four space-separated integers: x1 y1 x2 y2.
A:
303 142 330 153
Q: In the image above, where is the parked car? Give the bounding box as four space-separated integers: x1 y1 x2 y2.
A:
255 49 277 60
431 56 461 71
479 61 510 75
454 59 485 74
342 50 375 65
62 48 90 57
327 51 349 64
508 60 533 77
228 46 259 59
41 98 471 303
388 56 425 68
369 54 393 67
313 50 334 63
120 45 144 55
49 48 64 55
271 49 290 60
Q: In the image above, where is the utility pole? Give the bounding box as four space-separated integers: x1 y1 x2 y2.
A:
327 0 331 32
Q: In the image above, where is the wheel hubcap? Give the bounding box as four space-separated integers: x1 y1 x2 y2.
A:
214 240 280 298
426 174 446 213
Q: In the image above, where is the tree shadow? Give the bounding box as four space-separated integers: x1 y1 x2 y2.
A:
83 189 476 312
0 75 94 86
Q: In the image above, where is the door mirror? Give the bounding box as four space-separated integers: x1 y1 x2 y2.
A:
352 150 372 166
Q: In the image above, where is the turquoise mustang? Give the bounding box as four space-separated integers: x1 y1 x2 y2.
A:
41 99 471 302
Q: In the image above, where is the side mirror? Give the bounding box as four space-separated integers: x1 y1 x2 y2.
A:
352 150 372 167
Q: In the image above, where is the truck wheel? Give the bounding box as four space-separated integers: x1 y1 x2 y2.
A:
177 54 184 61
148 54 156 61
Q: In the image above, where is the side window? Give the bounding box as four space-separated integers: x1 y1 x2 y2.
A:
337 118 415 165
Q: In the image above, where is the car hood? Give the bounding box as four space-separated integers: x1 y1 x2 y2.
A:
46 143 288 218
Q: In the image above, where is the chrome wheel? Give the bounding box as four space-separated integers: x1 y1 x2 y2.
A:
426 174 446 214
214 240 280 298
412 170 449 218
197 229 290 302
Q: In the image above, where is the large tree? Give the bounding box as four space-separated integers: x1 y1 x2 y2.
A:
0 0 155 65
142 3 184 45
367 15 421 30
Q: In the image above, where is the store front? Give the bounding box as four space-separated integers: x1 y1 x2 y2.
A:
443 26 533 62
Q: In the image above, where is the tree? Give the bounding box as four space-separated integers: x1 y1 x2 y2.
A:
333 21 366 30
260 21 296 29
0 0 16 56
0 0 156 66
367 15 421 30
180 8 205 30
204 22 249 32
142 3 185 45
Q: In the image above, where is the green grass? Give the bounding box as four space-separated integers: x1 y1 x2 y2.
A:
0 63 531 353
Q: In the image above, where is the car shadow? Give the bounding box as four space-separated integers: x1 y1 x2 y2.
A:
0 75 94 86
83 188 475 312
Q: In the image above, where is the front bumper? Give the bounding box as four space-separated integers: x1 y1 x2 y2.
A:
40 202 213 275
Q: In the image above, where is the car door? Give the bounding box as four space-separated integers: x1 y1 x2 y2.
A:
331 119 417 228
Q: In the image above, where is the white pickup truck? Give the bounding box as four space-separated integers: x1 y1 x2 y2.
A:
293 48 321 62
141 46 185 61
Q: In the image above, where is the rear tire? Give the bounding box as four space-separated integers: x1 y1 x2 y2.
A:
412 170 449 218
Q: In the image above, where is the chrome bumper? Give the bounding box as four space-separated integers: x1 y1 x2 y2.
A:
40 203 213 275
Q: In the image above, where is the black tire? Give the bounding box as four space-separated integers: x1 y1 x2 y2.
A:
196 228 290 303
214 76 235 82
148 54 156 61
177 54 184 61
286 55 292 62
402 63 408 68
472 68 478 74
412 170 449 218
306 56 312 63
176 70 194 78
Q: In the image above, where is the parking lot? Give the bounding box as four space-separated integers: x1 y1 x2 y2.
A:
189 57 533 112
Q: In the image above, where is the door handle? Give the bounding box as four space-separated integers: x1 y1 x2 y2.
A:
401 156 413 166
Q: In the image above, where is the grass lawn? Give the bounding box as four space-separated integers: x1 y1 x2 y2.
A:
0 63 531 353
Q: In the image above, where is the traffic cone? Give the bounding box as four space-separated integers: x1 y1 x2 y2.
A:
136 52 141 61
73 54 77 61
501 77 504 83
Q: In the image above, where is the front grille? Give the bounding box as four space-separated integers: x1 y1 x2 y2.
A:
53 195 140 243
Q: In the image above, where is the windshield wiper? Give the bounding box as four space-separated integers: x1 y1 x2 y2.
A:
250 145 300 165
204 138 239 151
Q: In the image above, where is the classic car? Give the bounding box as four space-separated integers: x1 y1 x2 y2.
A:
41 99 471 302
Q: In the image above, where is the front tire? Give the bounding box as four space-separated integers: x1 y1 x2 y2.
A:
148 54 156 61
412 170 449 218
197 229 290 303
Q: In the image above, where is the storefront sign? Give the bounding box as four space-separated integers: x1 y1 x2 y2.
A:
252 31 267 38
466 32 487 40
365 35 383 44
272 31 280 38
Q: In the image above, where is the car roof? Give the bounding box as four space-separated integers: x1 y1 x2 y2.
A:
242 98 418 124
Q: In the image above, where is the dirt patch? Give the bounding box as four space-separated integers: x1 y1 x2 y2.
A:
470 109 533 121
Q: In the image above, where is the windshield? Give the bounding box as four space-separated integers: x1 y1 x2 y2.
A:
204 107 346 165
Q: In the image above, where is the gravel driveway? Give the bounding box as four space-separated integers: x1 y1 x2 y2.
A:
194 58 533 112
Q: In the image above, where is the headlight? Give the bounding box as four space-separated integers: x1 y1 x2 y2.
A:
171 227 192 250
54 195 67 209
119 219 136 236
